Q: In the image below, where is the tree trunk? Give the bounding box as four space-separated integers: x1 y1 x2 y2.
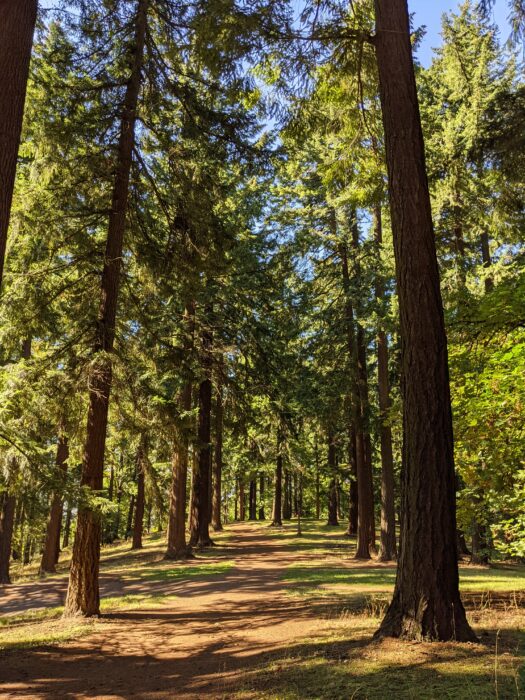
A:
63 0 148 618
0 0 38 290
239 480 246 521
188 312 214 548
480 231 493 293
132 438 146 550
62 504 72 549
271 431 283 526
339 234 374 559
315 449 321 521
375 208 397 562
258 473 265 520
211 381 224 531
126 494 135 538
373 0 476 642
347 425 358 535
40 435 69 574
249 479 257 520
0 493 16 584
283 470 292 520
165 380 192 559
327 432 339 526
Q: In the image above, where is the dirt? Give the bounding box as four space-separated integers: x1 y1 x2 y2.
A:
0 523 375 699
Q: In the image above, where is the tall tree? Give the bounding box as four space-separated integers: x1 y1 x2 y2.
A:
373 0 476 641
64 0 149 617
0 0 38 291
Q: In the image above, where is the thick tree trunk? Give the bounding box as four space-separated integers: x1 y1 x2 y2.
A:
0 493 16 584
0 0 38 290
165 380 192 559
373 0 476 642
132 438 146 550
211 382 224 531
271 432 283 526
327 432 339 526
258 473 265 520
188 314 214 548
375 208 397 562
40 435 69 574
63 0 148 618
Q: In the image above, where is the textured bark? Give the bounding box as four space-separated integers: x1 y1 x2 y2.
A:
188 314 214 548
375 208 397 562
0 0 38 290
271 432 283 526
327 432 339 526
40 435 69 574
63 0 148 617
211 382 224 531
373 0 476 642
258 474 265 520
0 493 16 584
132 438 147 550
165 380 192 559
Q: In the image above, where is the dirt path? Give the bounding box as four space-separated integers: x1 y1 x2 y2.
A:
0 523 350 699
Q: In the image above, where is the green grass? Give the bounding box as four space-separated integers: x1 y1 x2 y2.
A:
120 560 234 582
237 611 525 700
282 560 525 601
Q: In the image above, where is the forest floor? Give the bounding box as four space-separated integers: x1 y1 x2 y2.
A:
0 521 524 699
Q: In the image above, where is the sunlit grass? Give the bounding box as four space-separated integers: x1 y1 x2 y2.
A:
236 608 525 700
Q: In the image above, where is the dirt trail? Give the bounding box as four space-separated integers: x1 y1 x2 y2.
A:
0 523 351 699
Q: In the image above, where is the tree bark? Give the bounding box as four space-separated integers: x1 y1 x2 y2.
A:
132 437 147 550
374 207 397 562
40 435 69 574
373 0 476 641
282 470 292 520
188 311 214 548
0 0 38 291
63 0 148 618
327 431 339 526
211 381 224 531
258 473 265 520
62 504 72 549
346 425 358 535
0 492 16 584
165 380 192 559
271 430 283 526
249 479 257 520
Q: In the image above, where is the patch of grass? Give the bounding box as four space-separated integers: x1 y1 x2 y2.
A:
0 617 97 652
236 609 525 700
120 560 235 582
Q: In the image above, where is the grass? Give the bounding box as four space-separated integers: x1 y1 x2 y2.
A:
119 560 234 581
0 591 180 652
236 607 525 700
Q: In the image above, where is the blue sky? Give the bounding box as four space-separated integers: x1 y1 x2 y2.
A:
408 0 511 65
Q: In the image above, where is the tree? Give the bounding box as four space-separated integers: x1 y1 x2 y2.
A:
0 0 38 291
64 0 149 617
373 0 476 642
